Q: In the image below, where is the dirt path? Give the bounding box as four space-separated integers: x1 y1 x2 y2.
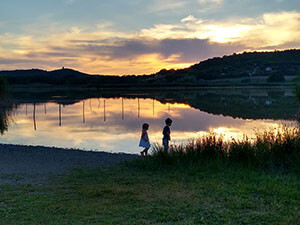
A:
0 144 138 185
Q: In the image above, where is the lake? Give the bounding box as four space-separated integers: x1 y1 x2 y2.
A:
0 87 298 153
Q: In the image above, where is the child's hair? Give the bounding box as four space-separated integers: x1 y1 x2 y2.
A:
165 118 172 125
142 123 149 130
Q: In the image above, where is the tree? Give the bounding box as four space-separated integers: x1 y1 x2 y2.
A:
0 77 7 94
293 71 300 102
293 71 300 83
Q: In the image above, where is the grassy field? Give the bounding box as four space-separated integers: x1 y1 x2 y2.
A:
1 128 300 225
0 159 299 225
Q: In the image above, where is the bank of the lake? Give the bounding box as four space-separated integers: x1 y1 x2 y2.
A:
8 82 296 92
0 144 138 185
0 144 299 225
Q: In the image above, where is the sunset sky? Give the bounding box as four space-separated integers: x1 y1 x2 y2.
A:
0 0 300 75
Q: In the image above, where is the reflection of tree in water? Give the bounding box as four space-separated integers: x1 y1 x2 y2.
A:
0 94 15 135
4 87 299 121
267 90 285 98
294 86 300 123
295 86 300 102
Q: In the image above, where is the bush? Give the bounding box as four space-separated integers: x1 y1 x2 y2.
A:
295 85 300 102
241 78 251 83
267 72 286 82
0 78 13 135
0 76 7 93
0 98 14 135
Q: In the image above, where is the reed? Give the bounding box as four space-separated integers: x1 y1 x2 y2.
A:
143 127 300 172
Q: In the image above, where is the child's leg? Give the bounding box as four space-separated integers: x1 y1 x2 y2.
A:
144 148 149 156
163 139 169 151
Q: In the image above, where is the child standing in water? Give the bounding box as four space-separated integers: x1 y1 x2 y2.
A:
139 123 150 157
162 118 172 151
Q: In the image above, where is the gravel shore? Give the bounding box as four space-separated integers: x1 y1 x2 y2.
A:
0 144 138 185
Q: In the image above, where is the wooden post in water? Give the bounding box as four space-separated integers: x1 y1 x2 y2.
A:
168 103 170 113
122 97 124 120
153 99 155 116
33 103 36 130
82 101 85 123
104 100 106 121
59 104 62 126
44 104 47 115
90 99 92 111
26 104 27 116
137 98 140 118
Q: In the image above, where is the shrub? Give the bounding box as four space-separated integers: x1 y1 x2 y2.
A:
267 72 285 82
241 78 251 83
0 99 14 135
294 71 300 102
0 76 7 93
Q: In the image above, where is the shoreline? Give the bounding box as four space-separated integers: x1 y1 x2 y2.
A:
9 84 295 92
0 143 138 185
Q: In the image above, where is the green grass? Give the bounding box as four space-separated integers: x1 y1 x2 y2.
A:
1 128 299 224
0 160 299 225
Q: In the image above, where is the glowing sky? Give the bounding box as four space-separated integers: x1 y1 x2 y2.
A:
0 0 300 75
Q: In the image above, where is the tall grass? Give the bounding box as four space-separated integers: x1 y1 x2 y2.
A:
143 127 300 172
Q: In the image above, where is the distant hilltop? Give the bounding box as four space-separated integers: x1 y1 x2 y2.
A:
1 49 300 87
152 49 300 83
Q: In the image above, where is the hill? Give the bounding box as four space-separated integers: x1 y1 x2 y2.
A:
1 49 300 87
0 68 91 85
152 49 300 84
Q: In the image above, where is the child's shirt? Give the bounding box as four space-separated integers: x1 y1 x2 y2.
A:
163 125 171 140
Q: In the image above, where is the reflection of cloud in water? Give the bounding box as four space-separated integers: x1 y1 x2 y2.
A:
0 98 295 153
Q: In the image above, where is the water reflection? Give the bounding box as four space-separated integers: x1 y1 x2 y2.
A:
0 94 15 135
33 103 36 130
0 91 298 153
59 104 62 126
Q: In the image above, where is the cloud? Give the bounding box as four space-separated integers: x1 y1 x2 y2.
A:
196 0 224 12
181 15 198 23
139 16 252 42
0 11 300 74
89 38 243 62
197 0 223 5
148 0 186 12
242 11 300 47
140 11 300 47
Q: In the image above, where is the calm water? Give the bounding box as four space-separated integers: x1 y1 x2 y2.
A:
0 88 298 153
